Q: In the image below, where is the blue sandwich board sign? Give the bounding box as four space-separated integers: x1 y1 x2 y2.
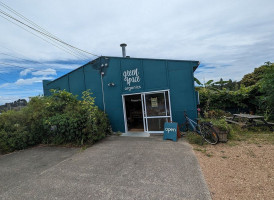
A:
163 122 178 142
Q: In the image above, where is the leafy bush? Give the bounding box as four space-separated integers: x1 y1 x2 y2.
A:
0 108 43 153
201 117 240 140
198 85 254 113
0 90 112 153
211 118 240 140
203 109 230 119
259 64 274 120
210 118 232 132
186 133 204 145
43 90 111 145
0 130 32 152
197 63 274 121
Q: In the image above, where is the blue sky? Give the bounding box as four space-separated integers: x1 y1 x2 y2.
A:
0 0 274 105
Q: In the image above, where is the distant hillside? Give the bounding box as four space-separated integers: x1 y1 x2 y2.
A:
0 99 27 112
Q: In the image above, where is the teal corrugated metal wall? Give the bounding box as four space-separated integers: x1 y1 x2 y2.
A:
43 57 198 132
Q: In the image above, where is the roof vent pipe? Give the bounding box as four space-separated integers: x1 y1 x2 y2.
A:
120 43 127 57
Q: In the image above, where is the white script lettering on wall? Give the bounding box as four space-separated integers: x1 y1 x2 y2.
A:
125 85 141 91
123 68 141 86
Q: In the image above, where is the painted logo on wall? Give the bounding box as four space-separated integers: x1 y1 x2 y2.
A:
123 68 142 91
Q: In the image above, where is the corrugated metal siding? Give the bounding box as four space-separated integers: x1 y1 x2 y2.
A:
43 57 199 132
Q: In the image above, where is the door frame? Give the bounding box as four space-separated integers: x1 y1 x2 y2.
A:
122 89 172 133
122 93 144 133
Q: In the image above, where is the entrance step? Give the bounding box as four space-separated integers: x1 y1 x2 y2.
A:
121 132 150 137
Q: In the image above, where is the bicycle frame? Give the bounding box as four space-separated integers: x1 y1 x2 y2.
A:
183 111 219 145
184 112 201 135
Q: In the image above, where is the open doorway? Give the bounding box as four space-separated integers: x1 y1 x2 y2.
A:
124 94 144 132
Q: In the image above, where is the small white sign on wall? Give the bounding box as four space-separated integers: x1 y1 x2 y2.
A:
151 97 158 107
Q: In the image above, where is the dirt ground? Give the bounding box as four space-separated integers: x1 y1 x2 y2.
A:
192 142 274 200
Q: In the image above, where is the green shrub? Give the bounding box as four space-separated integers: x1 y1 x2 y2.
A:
0 109 42 153
196 63 274 121
186 133 204 145
204 109 230 119
201 118 240 140
226 125 241 140
210 118 232 132
43 90 111 145
85 108 112 143
0 90 112 153
0 130 35 153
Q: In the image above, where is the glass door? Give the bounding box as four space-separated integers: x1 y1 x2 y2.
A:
142 90 172 133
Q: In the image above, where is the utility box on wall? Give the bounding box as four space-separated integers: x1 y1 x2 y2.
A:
43 56 199 134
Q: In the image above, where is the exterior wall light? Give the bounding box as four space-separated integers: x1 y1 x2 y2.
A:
108 83 115 87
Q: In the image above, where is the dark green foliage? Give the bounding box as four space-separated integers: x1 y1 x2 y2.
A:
202 117 237 140
241 64 268 87
195 78 241 91
194 77 202 85
197 63 274 121
259 64 274 120
0 90 111 153
214 78 228 90
203 109 229 119
43 90 111 145
198 86 252 112
186 133 204 145
0 109 42 153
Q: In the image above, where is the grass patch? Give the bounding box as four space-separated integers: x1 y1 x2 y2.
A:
193 147 207 153
217 123 274 145
193 147 213 157
186 132 204 145
187 118 273 146
227 141 238 146
231 127 274 144
80 145 88 152
114 131 122 136
206 153 213 157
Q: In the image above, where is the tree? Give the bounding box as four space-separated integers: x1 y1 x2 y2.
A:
259 63 274 120
264 61 272 66
214 78 229 89
194 77 202 85
194 77 214 88
204 80 214 88
241 64 269 87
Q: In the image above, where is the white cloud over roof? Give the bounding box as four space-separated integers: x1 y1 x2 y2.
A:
15 76 54 85
0 0 273 104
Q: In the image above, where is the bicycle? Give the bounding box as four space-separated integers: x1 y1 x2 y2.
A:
182 111 219 145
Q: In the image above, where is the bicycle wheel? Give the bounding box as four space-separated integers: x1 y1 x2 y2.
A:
199 122 219 145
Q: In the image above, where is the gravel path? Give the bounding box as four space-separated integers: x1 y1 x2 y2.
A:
192 142 274 200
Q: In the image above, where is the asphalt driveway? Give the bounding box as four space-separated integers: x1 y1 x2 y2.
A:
0 136 211 200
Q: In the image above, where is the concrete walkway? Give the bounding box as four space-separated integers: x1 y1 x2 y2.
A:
0 136 211 200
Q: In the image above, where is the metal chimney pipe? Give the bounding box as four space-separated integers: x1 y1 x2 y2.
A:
120 43 127 57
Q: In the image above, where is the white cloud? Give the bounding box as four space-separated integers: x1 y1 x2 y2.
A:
15 76 54 86
0 83 11 89
1 60 82 75
32 68 56 76
20 68 32 76
0 0 273 101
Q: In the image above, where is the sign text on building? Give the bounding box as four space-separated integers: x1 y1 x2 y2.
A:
123 68 142 91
